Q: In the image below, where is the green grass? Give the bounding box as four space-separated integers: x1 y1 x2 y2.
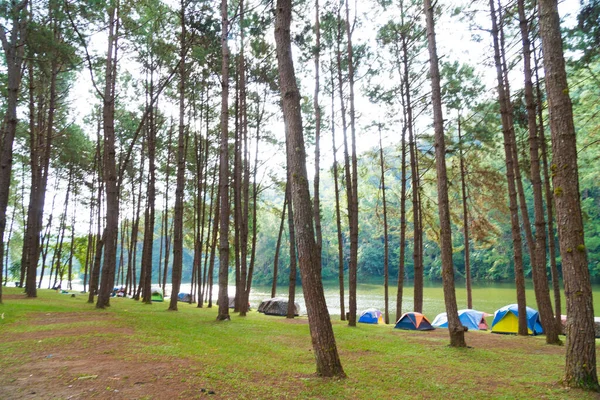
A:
1 287 599 399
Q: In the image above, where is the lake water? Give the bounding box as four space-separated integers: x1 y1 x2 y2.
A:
35 277 600 320
181 280 600 321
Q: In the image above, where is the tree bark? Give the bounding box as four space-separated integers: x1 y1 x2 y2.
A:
313 0 323 274
330 73 345 321
489 0 528 336
517 0 560 344
424 0 466 347
378 126 390 324
537 0 598 389
286 181 297 319
0 0 29 304
458 118 471 309
217 0 231 321
533 43 562 329
275 0 346 377
97 2 120 309
271 191 287 298
344 0 359 328
168 0 188 312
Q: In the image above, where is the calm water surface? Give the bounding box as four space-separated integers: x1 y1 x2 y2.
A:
50 278 600 321
243 281 600 321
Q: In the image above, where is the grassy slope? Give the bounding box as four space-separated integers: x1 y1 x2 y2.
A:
1 287 599 399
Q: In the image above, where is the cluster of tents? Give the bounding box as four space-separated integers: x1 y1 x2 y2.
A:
359 304 545 335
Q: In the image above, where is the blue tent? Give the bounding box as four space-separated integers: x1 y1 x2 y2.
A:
394 312 435 331
432 309 490 331
491 304 544 335
358 308 383 324
178 293 192 302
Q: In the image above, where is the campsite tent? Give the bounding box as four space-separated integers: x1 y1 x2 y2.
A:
394 312 434 331
151 286 164 302
258 297 300 316
432 309 490 330
178 293 192 302
358 308 384 324
216 296 250 309
491 304 543 335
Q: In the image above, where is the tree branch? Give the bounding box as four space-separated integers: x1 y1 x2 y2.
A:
63 0 104 100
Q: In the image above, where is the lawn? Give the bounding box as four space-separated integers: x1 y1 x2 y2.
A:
1 287 598 399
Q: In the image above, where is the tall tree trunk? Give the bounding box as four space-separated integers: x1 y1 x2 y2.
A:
335 7 352 323
88 131 104 303
398 4 423 313
162 123 174 290
458 118 472 309
517 0 559 344
424 0 466 347
344 0 359 328
97 2 120 309
378 126 390 324
537 0 598 389
397 119 407 322
208 181 220 308
68 191 78 290
533 45 562 326
233 68 242 312
0 0 29 304
330 69 345 321
132 139 145 300
38 187 57 289
275 0 346 377
169 0 188 312
489 0 528 336
313 0 323 273
286 181 297 319
141 68 157 304
25 24 59 297
53 169 72 289
242 118 261 315
271 192 287 298
216 0 231 321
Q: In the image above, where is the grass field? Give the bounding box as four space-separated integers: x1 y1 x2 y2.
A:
1 287 599 399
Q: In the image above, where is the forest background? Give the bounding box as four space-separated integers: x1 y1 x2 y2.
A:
1 0 599 294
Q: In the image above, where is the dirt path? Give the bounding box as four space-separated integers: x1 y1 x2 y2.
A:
0 312 215 400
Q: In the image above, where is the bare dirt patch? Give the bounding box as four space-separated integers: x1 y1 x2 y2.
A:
0 312 225 400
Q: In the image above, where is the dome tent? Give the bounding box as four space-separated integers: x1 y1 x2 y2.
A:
394 312 434 331
257 297 300 316
432 309 490 331
358 308 384 324
491 304 543 335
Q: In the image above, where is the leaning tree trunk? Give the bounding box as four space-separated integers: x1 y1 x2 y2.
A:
489 0 528 336
424 0 466 347
517 0 559 344
275 0 346 377
537 0 598 389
